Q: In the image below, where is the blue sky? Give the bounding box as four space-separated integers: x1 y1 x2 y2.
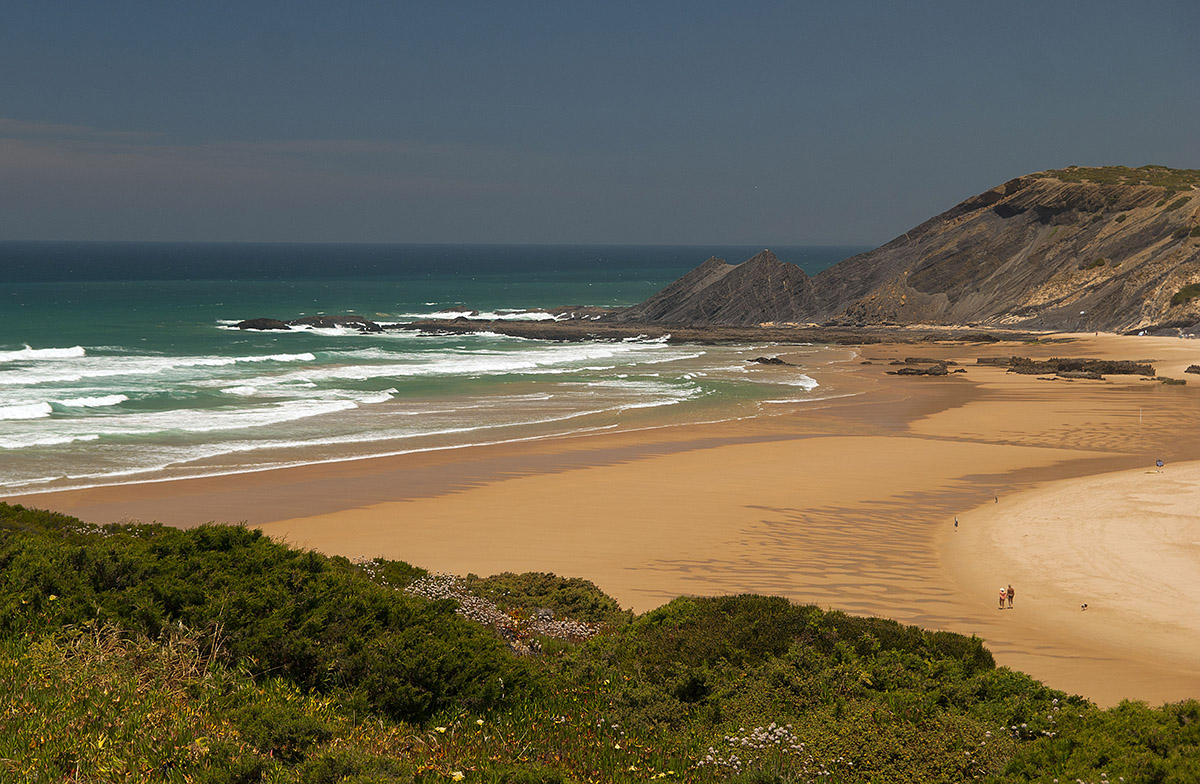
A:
2 1 1197 245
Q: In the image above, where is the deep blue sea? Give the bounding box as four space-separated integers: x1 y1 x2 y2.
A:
0 242 867 495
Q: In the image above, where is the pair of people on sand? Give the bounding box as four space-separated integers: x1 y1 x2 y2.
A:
998 584 1014 609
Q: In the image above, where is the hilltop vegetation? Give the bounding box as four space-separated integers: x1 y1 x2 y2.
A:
1043 165 1200 189
2 502 1199 782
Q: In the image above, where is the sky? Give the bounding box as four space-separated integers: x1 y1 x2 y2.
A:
1 1 1197 246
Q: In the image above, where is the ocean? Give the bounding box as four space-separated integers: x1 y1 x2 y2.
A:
0 242 867 496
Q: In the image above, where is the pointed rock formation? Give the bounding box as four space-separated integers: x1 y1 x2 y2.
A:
614 250 817 326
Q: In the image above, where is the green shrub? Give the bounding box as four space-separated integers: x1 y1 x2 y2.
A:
1170 283 1200 306
0 503 538 724
294 752 415 784
461 571 630 625
233 701 332 762
1115 213 1128 222
1078 258 1107 270
354 556 428 589
1165 196 1191 211
1002 699 1200 782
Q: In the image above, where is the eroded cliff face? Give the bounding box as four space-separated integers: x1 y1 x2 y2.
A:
817 168 1200 332
621 167 1200 333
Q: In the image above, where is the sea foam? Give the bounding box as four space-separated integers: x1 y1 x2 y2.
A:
0 402 53 420
57 394 129 408
0 345 86 362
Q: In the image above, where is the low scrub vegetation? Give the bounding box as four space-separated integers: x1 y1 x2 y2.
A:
1 502 1198 782
1047 165 1200 189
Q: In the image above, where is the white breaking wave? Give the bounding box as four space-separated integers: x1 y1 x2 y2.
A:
0 351 317 386
0 381 402 451
0 402 53 420
354 388 397 405
781 374 820 390
0 345 86 362
168 352 316 366
0 398 360 449
57 394 129 408
256 341 684 385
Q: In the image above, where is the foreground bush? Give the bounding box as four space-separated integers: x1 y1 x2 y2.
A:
3 503 1199 782
0 502 537 724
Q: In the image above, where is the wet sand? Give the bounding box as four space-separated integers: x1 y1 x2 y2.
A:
11 333 1200 707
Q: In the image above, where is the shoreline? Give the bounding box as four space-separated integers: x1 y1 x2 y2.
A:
0 341 860 501
10 332 1200 706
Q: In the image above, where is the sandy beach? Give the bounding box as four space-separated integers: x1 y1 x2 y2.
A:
11 332 1200 707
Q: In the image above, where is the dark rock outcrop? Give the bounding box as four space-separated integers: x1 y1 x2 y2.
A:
290 315 383 332
236 318 291 330
1186 365 1200 374
236 315 384 332
748 356 792 365
977 356 1155 376
887 364 950 376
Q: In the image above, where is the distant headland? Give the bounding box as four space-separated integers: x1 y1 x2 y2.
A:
241 165 1200 340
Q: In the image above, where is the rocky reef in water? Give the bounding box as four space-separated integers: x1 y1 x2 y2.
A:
236 315 383 333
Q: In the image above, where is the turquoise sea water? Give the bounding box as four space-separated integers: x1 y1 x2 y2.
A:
0 243 867 495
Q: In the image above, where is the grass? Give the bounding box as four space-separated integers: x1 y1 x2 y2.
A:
2 503 1200 782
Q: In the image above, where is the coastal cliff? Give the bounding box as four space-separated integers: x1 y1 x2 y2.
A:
623 166 1200 333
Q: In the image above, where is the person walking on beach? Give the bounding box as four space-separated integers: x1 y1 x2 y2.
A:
999 587 1006 609
1006 584 1015 609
